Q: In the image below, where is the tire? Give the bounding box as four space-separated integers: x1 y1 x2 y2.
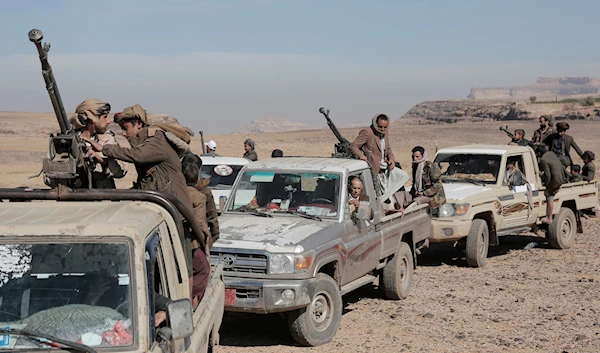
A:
466 219 489 267
379 241 414 300
548 207 576 249
287 273 342 347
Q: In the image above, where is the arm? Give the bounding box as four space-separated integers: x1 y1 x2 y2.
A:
103 133 170 164
350 129 370 161
154 292 172 313
569 137 584 158
199 185 220 240
423 163 443 197
98 134 127 178
192 192 211 241
539 160 551 186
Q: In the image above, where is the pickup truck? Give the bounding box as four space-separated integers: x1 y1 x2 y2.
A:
0 188 224 353
430 144 599 267
210 157 431 346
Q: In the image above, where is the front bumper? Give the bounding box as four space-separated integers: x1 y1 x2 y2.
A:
429 218 473 242
223 276 315 314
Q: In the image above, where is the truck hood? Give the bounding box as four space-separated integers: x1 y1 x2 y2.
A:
213 214 331 253
443 183 494 201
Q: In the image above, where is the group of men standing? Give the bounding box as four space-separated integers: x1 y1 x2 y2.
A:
69 98 216 323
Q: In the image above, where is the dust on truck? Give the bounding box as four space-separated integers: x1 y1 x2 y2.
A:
429 144 599 267
0 189 225 353
210 157 431 346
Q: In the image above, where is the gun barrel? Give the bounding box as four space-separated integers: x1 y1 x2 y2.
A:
28 29 72 135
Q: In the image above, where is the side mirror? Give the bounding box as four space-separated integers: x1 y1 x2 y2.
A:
219 196 227 213
166 298 194 340
356 201 371 221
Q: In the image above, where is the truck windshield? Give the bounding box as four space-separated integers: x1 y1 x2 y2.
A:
201 164 245 189
227 171 341 218
434 153 502 184
0 241 134 349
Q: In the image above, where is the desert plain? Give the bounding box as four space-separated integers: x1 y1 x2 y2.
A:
1 112 599 352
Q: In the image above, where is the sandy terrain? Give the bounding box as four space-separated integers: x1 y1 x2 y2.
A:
1 112 599 352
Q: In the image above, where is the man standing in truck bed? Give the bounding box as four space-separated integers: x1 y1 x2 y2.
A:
350 114 396 190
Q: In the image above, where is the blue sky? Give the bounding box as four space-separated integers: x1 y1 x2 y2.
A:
1 0 599 133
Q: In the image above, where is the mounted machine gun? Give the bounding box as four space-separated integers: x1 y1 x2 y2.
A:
28 29 93 189
319 107 354 159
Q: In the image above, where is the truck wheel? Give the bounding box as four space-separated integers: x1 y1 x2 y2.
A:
287 273 342 347
466 219 489 267
548 207 576 249
379 241 413 300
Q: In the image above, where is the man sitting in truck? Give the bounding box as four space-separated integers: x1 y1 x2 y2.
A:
503 157 525 191
410 146 446 208
508 129 532 147
543 122 585 169
348 176 373 219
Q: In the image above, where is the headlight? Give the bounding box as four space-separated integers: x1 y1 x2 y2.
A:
269 253 314 274
438 203 470 217
269 254 294 274
439 203 455 217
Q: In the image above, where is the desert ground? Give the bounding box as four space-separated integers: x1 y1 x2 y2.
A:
1 112 599 352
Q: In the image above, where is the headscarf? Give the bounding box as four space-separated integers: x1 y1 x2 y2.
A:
584 150 595 161
114 104 148 125
69 98 110 130
244 138 256 150
371 114 390 137
412 149 429 192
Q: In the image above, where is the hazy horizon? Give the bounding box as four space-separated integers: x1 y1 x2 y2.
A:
2 0 600 134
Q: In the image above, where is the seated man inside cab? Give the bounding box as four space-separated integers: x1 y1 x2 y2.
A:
348 176 374 220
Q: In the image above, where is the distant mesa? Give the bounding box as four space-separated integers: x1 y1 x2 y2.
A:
233 117 320 134
468 77 600 100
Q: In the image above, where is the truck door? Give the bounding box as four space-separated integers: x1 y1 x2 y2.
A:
498 154 539 228
341 169 381 284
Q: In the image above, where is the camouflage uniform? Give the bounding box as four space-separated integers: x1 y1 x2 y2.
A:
411 161 446 208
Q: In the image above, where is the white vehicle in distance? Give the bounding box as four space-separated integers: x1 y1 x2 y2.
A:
200 156 251 209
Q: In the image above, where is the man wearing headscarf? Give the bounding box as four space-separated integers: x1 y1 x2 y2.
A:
582 150 596 182
350 114 395 175
410 146 446 208
69 98 126 188
532 115 555 146
243 138 258 161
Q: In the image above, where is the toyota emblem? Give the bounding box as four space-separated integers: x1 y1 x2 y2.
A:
220 254 236 269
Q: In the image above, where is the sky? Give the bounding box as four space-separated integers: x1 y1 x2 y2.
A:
2 0 600 134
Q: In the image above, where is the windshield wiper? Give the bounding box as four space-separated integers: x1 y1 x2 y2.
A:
462 178 486 187
284 210 322 221
0 328 96 353
246 210 273 218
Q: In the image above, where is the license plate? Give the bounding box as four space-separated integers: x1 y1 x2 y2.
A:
224 288 236 305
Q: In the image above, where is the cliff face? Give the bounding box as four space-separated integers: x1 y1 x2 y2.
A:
468 76 600 100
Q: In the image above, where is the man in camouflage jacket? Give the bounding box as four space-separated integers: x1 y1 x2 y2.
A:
410 146 446 208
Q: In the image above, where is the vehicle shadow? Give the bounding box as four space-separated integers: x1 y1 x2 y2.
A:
418 233 546 267
219 285 382 347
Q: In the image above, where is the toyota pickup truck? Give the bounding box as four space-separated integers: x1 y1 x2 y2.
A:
210 157 431 346
0 188 224 353
430 144 599 267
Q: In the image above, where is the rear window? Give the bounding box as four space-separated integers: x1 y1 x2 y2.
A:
201 164 245 188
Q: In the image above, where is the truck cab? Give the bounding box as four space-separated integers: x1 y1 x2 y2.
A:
0 189 224 353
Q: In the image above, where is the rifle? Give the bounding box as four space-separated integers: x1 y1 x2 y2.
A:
499 125 517 143
28 29 92 189
199 130 206 154
319 107 353 158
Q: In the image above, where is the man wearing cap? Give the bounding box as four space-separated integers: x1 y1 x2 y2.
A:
243 138 258 161
70 98 126 188
202 140 220 157
543 122 584 168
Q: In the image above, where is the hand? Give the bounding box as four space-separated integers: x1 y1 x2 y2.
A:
85 150 104 163
416 191 423 197
388 159 395 170
349 199 359 208
154 311 167 327
360 155 368 162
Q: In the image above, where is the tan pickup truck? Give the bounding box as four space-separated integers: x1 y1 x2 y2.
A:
0 188 224 353
429 145 598 267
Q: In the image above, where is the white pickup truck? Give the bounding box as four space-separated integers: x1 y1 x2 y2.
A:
429 144 598 267
210 157 431 346
0 188 224 353
200 156 250 207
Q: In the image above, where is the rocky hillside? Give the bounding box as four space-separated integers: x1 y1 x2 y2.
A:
468 76 600 101
233 117 319 134
401 99 600 124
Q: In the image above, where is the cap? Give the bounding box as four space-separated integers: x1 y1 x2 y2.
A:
205 140 217 150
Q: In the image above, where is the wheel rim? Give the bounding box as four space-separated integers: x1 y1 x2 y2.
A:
479 230 487 259
309 291 334 332
399 256 408 286
561 217 573 241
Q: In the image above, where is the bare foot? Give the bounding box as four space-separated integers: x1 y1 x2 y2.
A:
541 218 553 224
